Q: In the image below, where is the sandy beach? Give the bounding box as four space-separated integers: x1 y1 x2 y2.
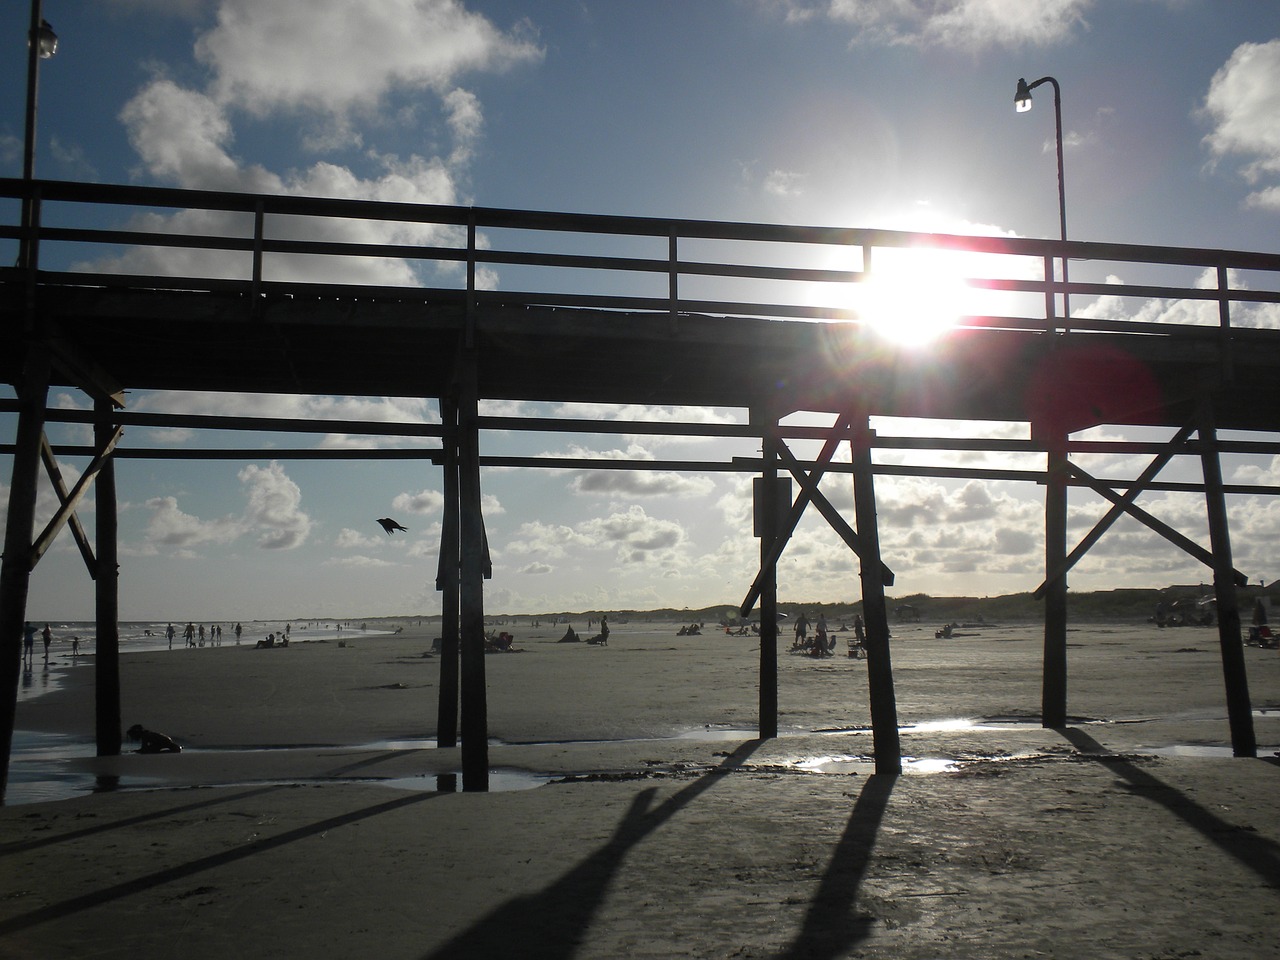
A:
3 616 1279 958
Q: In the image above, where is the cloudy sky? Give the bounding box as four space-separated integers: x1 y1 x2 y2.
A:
4 0 1280 622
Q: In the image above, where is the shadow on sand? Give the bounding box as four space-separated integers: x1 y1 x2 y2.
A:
421 740 896 960
1059 727 1280 889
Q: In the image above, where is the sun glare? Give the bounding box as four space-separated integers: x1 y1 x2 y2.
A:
855 246 972 347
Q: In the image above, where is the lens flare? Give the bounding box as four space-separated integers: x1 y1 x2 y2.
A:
855 247 972 347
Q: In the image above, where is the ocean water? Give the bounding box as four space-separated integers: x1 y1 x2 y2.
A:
32 619 389 655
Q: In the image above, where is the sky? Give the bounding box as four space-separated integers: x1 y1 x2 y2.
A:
4 0 1280 622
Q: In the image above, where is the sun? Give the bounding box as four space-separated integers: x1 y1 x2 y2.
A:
854 246 973 347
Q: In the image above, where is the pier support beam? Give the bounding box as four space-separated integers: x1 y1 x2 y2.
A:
0 344 51 801
1041 428 1069 728
94 400 121 757
457 352 488 791
851 420 900 775
435 394 460 749
752 405 782 739
1198 401 1256 757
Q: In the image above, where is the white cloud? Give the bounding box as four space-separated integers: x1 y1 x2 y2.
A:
97 1 542 284
143 461 307 556
195 0 541 118
579 505 686 563
324 554 398 569
1073 268 1280 330
570 471 716 498
767 0 1092 49
763 168 805 197
239 461 312 549
336 527 381 549
1202 40 1280 209
392 489 445 515
144 495 244 547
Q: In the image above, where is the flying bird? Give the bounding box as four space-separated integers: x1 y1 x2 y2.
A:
377 517 408 535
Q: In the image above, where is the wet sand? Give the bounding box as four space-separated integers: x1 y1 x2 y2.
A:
3 617 1279 958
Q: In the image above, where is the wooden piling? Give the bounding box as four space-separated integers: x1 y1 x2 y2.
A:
851 420 901 775
435 395 460 749
1042 432 1069 728
753 405 780 740
0 345 51 800
1198 401 1257 757
457 353 489 791
94 401 121 757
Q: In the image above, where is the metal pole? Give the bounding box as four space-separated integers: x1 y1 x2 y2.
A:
20 0 45 271
1048 77 1070 325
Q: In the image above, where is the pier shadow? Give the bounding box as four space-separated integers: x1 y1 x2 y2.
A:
1059 727 1280 888
773 773 896 960
0 788 443 936
419 739 762 960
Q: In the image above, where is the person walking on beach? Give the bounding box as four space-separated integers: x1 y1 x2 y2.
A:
42 624 52 663
22 622 36 667
794 612 809 651
184 622 195 647
166 623 175 649
235 622 242 644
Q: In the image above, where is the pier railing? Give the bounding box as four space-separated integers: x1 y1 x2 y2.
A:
3 177 1280 338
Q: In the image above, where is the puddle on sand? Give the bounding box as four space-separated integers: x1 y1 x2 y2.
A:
5 731 160 805
791 753 991 775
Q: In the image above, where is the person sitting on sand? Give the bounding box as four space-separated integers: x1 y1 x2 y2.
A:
126 724 182 754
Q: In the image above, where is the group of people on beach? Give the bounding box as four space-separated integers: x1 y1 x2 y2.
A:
791 612 866 659
166 621 246 648
22 622 79 668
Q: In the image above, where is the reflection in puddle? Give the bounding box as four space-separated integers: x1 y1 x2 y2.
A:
386 769 553 793
792 753 963 775
10 717 1268 805
6 731 160 805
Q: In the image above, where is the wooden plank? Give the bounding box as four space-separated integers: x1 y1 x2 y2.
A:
1032 424 1195 599
29 426 122 570
739 412 854 618
39 434 97 578
1067 462 1248 585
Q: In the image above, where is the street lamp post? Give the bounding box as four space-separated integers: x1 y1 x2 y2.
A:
1015 75 1068 324
1016 76 1072 729
20 0 57 270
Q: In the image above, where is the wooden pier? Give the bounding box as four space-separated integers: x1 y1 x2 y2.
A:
4 178 1280 796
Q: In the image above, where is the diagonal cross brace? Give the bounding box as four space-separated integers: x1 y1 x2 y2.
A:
776 440 894 586
1067 460 1248 587
39 435 98 578
1033 423 1195 599
740 411 892 618
30 426 123 572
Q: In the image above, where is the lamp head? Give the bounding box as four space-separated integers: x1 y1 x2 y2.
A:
35 19 58 59
1014 77 1033 113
